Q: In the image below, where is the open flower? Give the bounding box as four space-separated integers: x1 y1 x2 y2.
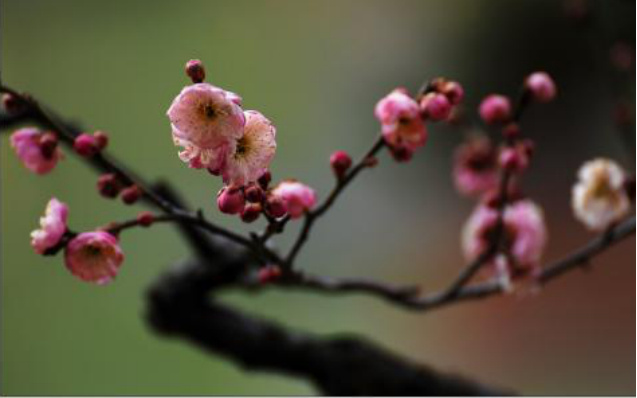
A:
271 180 317 219
222 110 277 186
172 133 231 172
30 198 68 254
374 89 427 156
453 136 499 196
167 83 245 150
10 128 62 174
64 231 124 285
572 158 630 231
462 199 547 273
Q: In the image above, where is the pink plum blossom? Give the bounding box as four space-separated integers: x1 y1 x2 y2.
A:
462 199 547 273
64 231 124 285
217 186 246 215
271 180 317 219
167 83 245 151
222 110 277 186
10 127 62 174
374 89 427 155
30 198 69 254
453 136 499 196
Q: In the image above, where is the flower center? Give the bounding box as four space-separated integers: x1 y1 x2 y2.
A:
83 245 102 258
203 104 217 120
235 136 250 159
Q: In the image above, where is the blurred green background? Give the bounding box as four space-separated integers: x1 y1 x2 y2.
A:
1 0 634 395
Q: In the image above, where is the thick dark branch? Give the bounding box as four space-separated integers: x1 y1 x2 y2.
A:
146 259 510 395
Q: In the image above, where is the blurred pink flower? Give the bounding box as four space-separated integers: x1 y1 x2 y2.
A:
167 83 245 150
479 94 511 124
453 136 499 196
10 127 62 174
64 231 124 285
462 199 547 273
374 89 427 155
30 198 68 255
525 72 557 103
271 180 317 219
222 110 277 186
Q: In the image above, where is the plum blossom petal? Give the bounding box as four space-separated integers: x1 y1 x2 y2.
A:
453 136 499 196
374 89 427 154
30 198 68 254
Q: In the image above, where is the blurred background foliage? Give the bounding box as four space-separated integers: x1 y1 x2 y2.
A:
1 0 634 395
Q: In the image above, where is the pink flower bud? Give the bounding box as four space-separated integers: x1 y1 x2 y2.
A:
271 181 317 219
330 150 352 179
2 93 25 115
258 170 272 190
241 203 262 223
420 93 451 122
479 94 512 125
265 194 287 218
217 186 245 215
525 72 557 103
137 211 155 227
185 59 206 83
97 173 122 199
245 184 264 203
258 265 282 284
39 132 59 159
499 147 528 173
64 231 124 285
73 133 99 157
441 81 464 105
93 130 109 150
502 123 521 140
121 185 143 205
10 128 62 175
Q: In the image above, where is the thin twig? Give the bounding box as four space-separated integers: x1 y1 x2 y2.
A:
284 135 385 268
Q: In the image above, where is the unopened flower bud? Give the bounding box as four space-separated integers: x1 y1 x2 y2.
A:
73 133 99 157
441 81 464 105
525 72 557 103
245 184 264 203
265 195 287 218
93 131 109 150
389 145 413 163
258 170 272 190
499 147 528 173
217 186 245 215
39 132 58 159
502 123 521 141
330 150 352 179
137 211 155 227
97 173 122 199
241 203 262 223
258 265 282 284
2 93 25 115
185 59 206 83
121 185 143 205
420 93 451 122
479 94 512 125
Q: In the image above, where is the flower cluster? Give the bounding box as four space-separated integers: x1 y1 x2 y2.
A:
30 198 124 284
374 78 464 161
457 72 556 283
167 60 316 222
